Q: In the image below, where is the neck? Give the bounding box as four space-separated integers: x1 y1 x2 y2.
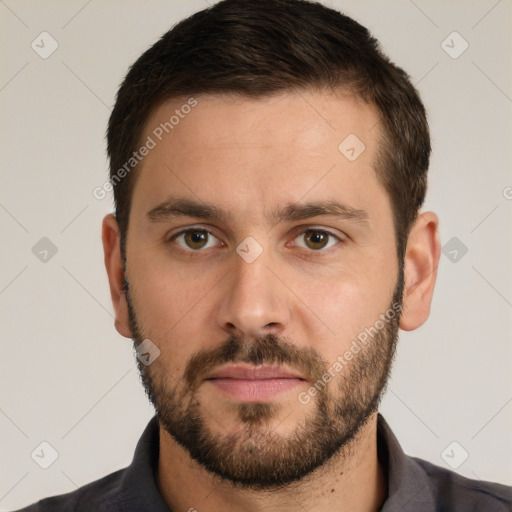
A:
156 412 387 512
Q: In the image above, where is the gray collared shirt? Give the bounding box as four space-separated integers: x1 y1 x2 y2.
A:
14 414 512 511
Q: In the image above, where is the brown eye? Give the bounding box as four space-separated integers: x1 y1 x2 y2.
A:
184 230 208 249
173 229 219 251
294 229 339 251
304 230 329 250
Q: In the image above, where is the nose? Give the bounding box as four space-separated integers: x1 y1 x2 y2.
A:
215 244 291 339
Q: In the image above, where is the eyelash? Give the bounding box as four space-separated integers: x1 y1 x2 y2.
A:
168 226 344 254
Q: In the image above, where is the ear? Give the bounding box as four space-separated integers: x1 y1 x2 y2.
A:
102 214 132 338
399 211 441 331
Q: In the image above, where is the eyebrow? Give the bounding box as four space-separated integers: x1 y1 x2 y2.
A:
146 197 369 226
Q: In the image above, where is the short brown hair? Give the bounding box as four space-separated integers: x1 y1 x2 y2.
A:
107 0 430 260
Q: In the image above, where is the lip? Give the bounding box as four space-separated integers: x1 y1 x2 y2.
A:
204 364 306 402
205 364 306 381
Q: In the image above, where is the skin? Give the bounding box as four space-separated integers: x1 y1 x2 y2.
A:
102 90 440 512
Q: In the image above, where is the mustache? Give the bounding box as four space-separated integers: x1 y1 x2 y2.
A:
185 333 328 390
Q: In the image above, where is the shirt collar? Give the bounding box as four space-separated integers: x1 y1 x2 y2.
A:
116 415 171 511
377 413 436 511
118 414 436 511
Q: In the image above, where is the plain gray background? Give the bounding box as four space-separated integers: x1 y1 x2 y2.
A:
1 0 511 509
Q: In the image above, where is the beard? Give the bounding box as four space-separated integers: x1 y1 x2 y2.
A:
125 272 403 490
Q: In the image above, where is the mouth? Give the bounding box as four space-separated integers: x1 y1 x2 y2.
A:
204 364 307 402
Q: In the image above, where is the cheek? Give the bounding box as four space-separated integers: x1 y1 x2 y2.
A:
299 258 397 363
131 280 207 381
127 252 221 358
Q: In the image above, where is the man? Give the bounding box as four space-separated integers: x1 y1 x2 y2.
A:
15 0 511 510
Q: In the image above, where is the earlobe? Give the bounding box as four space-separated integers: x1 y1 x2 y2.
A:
102 214 132 339
399 211 441 332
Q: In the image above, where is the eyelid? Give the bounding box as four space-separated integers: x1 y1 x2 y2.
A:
167 224 218 239
292 225 345 239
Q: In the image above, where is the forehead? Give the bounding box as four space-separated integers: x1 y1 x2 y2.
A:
142 90 379 155
131 90 387 226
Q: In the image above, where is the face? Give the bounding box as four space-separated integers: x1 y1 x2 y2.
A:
121 91 402 488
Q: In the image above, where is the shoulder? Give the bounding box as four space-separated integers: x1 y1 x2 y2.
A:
11 416 164 512
10 467 126 512
377 414 511 511
412 456 512 511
